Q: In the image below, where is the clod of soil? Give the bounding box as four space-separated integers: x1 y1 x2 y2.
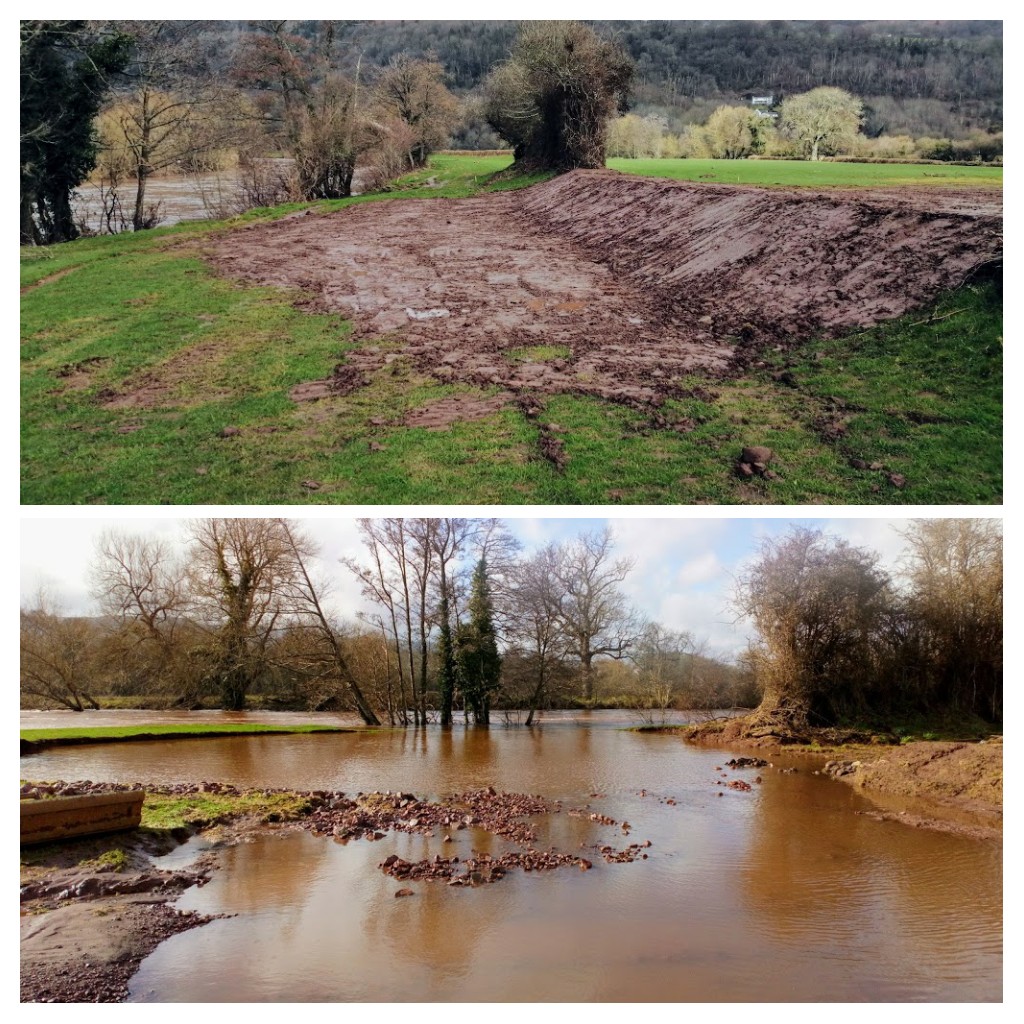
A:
737 444 776 479
52 356 110 393
205 170 1001 422
289 363 366 402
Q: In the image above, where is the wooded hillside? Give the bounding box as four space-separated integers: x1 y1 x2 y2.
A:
189 20 1001 137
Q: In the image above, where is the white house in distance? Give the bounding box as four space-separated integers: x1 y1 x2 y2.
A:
744 92 779 118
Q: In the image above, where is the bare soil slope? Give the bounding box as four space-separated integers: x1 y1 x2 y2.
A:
207 171 1001 411
823 738 1003 838
689 720 1002 840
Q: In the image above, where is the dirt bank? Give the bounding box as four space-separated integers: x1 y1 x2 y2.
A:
20 824 215 1002
688 720 1002 840
821 738 1002 839
202 170 1002 417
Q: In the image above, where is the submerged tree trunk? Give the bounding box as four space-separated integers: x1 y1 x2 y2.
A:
437 586 456 729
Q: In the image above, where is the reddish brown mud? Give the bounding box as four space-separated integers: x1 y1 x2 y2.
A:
204 171 1001 414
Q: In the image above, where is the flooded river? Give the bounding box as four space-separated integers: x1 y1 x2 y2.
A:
21 711 1001 1002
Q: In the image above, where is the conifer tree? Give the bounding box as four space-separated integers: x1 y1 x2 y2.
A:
457 558 502 725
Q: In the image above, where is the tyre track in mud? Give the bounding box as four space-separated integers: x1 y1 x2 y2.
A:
204 170 1002 417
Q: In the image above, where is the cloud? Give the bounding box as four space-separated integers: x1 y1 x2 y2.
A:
658 589 750 659
676 551 723 588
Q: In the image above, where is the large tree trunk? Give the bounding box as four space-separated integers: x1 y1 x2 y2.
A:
580 639 594 701
132 166 150 231
51 191 78 243
438 566 454 729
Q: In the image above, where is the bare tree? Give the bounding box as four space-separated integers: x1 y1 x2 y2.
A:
344 518 432 725
105 21 223 230
274 520 380 725
779 86 863 161
505 544 569 725
897 519 1002 722
293 72 378 199
344 517 489 726
551 527 644 701
234 21 377 200
629 622 694 724
374 54 459 168
429 517 477 726
20 591 101 711
186 518 296 710
89 529 205 705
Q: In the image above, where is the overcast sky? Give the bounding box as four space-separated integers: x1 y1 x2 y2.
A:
20 514 978 659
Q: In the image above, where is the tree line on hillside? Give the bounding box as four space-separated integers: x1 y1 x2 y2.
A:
21 18 1002 245
20 519 752 723
251 20 1003 124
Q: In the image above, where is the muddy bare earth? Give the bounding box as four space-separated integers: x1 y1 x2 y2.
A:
821 737 1003 839
20 819 215 1002
205 170 1002 413
688 721 1002 840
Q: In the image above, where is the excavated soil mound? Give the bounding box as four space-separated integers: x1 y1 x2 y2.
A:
206 171 1001 411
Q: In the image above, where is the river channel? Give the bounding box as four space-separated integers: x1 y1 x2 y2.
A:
20 710 1002 1002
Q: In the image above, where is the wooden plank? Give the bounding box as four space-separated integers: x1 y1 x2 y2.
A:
20 791 144 844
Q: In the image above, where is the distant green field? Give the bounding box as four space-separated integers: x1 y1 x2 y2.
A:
607 156 1003 188
21 153 1002 505
428 152 1003 188
21 723 352 744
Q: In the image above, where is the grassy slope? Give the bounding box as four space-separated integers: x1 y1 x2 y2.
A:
21 154 1002 505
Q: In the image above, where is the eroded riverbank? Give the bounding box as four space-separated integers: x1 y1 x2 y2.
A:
685 720 1003 841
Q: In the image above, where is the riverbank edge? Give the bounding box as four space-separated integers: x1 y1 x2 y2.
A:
682 719 1002 840
20 724 361 755
20 786 327 1003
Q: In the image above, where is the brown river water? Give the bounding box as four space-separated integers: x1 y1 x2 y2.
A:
20 710 1002 1002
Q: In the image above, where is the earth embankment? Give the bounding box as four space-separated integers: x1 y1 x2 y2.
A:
517 171 1002 350
206 170 1002 412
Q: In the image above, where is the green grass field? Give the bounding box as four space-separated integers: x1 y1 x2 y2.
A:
608 156 1002 188
20 723 353 744
21 153 1002 505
